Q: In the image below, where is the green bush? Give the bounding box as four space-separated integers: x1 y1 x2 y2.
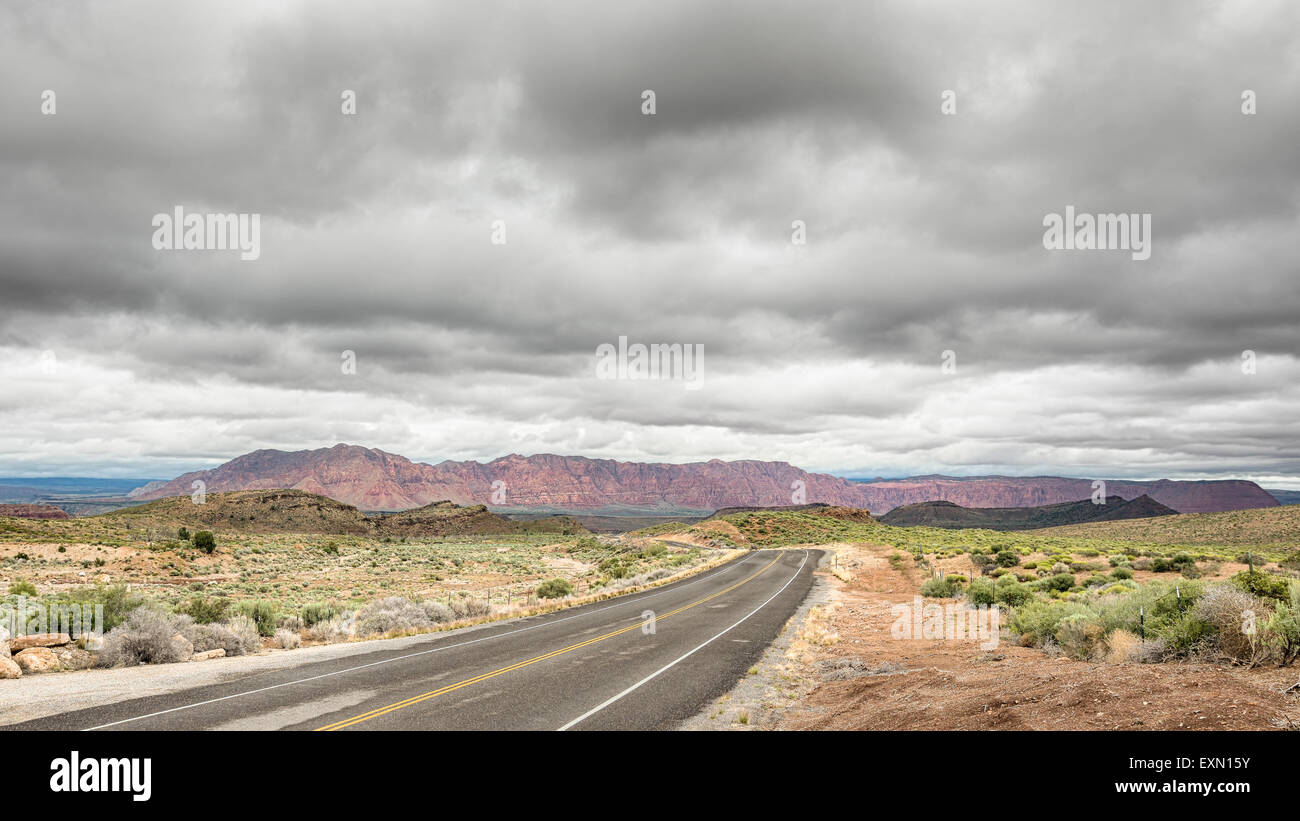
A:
235 600 278 636
62 583 145 631
192 531 216 554
177 527 190 541
966 578 996 606
1111 566 1134 580
1040 573 1075 593
8 579 37 596
920 576 962 598
995 550 1019 568
535 578 574 599
995 579 1031 607
1011 599 1096 645
1231 570 1291 602
301 602 343 626
176 596 230 624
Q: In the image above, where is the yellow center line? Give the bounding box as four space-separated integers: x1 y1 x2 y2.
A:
314 552 784 731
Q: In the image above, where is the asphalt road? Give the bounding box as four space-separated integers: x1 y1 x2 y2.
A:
6 548 820 731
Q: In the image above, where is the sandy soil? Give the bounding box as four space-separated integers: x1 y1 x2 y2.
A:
692 543 1300 731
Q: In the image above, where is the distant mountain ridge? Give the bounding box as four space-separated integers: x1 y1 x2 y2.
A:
126 444 1280 515
878 494 1177 531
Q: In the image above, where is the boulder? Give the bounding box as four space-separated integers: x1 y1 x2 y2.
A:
9 632 71 652
170 632 194 663
13 647 59 674
52 646 96 671
191 649 226 661
0 657 19 679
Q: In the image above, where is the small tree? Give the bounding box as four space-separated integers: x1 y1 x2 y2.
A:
177 526 190 541
192 531 216 554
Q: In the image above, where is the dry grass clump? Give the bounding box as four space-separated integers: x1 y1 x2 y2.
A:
801 603 841 646
273 628 301 649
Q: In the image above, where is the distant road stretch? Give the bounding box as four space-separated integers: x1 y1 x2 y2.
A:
7 549 820 731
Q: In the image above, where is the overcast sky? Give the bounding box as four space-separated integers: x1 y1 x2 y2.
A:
1 0 1297 486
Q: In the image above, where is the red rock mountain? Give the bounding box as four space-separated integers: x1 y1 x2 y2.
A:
127 444 1280 515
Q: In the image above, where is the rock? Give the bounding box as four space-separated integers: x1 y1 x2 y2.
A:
191 649 226 661
52 646 96 671
13 647 59 674
0 657 20 679
170 632 194 662
9 632 72 652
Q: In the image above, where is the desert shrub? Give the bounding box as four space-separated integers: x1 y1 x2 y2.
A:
535 578 574 599
98 608 186 667
192 531 216 554
920 576 962 598
176 595 230 624
356 597 430 636
177 527 190 541
223 615 262 653
1039 573 1075 593
995 578 1031 607
1230 570 1291 602
1171 552 1196 570
966 578 996 606
995 550 1019 568
235 600 278 636
1011 599 1095 645
1050 562 1070 575
62 583 144 630
321 540 339 555
8 579 37 596
1111 566 1134 580
1084 573 1111 588
448 595 491 619
1132 557 1152 571
273 628 301 649
421 601 456 623
185 620 258 656
1151 558 1174 572
1194 586 1267 664
1108 555 1129 568
1056 613 1105 659
301 602 343 627
622 567 673 587
307 614 354 643
1266 593 1300 666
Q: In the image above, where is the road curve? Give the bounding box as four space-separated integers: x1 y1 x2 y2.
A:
4 549 821 731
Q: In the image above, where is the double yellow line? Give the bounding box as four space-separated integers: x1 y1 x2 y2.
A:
315 552 782 731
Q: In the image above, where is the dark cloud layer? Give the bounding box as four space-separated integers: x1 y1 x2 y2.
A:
1 0 1297 484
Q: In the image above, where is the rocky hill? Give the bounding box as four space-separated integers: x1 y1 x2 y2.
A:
0 504 70 519
105 489 586 536
878 494 1176 531
128 444 1280 515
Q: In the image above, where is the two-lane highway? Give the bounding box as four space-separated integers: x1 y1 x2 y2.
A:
4 549 820 731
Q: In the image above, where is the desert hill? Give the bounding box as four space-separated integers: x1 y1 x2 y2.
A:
103 489 587 537
878 495 1176 531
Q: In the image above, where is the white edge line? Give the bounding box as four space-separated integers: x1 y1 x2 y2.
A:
80 551 757 731
556 548 810 731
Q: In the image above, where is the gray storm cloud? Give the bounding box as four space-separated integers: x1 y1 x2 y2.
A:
0 0 1297 484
